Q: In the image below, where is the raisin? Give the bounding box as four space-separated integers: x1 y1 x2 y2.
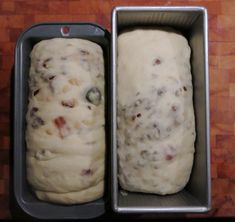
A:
33 89 40 96
165 154 174 161
153 58 161 65
42 58 52 68
153 123 160 135
96 73 103 78
30 107 39 116
87 105 91 110
81 169 93 176
183 86 187 91
61 100 75 108
80 49 90 55
48 75 55 80
136 113 141 118
32 117 45 129
157 87 166 96
172 105 177 112
86 87 101 105
153 123 158 128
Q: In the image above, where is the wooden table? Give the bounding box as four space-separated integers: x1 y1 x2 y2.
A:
0 0 234 219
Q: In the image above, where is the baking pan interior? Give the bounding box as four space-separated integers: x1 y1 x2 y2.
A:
112 7 210 213
14 23 110 219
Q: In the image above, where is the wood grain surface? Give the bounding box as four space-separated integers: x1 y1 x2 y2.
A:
0 0 235 219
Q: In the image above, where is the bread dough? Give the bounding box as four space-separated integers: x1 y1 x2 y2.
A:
117 29 195 195
26 38 105 204
35 181 104 205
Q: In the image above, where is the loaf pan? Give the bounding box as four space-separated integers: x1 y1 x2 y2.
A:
111 6 210 213
13 22 110 219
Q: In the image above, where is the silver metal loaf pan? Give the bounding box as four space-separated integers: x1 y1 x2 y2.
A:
111 6 210 213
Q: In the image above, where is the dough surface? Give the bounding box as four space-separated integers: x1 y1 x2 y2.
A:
26 38 105 204
117 29 195 195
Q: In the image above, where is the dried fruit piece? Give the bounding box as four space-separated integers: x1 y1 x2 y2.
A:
153 123 158 128
33 89 40 96
30 107 39 116
54 116 70 138
136 113 142 118
61 99 75 108
171 105 177 112
81 169 93 176
153 58 161 65
80 49 90 56
86 87 101 105
54 116 65 128
32 117 45 129
42 58 52 68
157 89 164 96
165 154 174 161
48 75 55 80
165 146 176 161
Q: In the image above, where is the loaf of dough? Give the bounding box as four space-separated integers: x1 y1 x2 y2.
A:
26 38 105 204
117 29 195 195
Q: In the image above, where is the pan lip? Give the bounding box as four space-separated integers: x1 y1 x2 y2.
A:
113 5 208 12
15 21 109 52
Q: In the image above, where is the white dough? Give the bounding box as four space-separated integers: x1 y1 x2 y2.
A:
26 38 105 204
117 29 195 195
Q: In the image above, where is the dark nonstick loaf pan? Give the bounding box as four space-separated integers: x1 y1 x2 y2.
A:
13 22 110 219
